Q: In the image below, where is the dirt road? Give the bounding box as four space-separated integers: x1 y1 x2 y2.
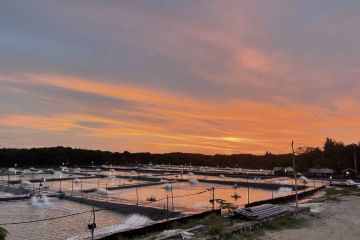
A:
264 195 360 240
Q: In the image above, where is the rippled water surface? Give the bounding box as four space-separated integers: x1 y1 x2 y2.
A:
0 198 127 240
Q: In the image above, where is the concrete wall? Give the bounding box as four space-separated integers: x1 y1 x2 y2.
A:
115 175 165 182
63 195 180 221
178 179 305 191
82 181 168 193
245 185 326 207
100 209 221 240
0 184 31 195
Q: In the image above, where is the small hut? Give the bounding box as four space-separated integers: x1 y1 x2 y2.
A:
341 168 359 178
309 168 334 178
273 167 294 177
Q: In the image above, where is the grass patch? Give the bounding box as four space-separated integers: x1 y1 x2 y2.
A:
168 218 201 229
203 214 226 235
219 216 309 240
171 214 230 236
219 230 265 240
263 216 308 231
326 187 360 199
117 213 310 240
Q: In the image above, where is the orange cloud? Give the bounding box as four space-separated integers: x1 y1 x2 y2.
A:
1 73 359 154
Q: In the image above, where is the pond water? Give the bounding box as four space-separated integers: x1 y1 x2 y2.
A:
45 177 145 192
0 198 131 240
89 181 286 213
17 177 147 194
0 167 323 239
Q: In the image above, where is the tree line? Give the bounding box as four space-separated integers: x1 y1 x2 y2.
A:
0 138 358 172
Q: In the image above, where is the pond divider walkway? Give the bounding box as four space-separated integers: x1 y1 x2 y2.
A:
82 181 172 193
63 194 181 221
245 185 326 207
0 184 31 201
100 209 221 240
7 175 100 184
176 178 305 191
114 175 166 182
0 194 31 201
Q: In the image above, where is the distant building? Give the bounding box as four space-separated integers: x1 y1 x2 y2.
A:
341 168 359 178
309 168 333 177
273 166 294 176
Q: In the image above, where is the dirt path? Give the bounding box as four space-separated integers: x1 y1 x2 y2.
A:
263 195 360 240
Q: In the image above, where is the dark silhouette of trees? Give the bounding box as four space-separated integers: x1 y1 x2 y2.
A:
0 138 358 172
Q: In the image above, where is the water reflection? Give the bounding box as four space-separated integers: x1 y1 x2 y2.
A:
0 199 127 240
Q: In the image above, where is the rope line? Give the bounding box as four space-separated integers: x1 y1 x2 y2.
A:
0 189 211 226
0 210 93 226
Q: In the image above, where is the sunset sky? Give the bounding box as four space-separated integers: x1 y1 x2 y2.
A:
1 0 360 154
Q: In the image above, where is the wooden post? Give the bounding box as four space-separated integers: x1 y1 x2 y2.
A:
136 186 139 206
171 186 174 212
163 204 166 219
291 141 298 209
38 180 41 195
354 150 358 176
91 207 96 240
71 179 74 196
211 187 215 210
166 195 169 221
32 174 35 192
247 177 250 205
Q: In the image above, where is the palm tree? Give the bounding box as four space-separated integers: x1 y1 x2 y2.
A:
0 227 7 240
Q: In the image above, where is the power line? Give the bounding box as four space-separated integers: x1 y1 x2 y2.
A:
0 210 93 226
0 189 211 226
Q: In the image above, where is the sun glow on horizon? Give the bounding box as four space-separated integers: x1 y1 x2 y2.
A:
1 1 360 154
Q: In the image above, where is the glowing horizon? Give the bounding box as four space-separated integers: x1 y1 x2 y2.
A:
1 1 360 154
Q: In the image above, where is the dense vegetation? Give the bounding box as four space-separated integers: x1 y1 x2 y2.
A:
0 227 7 240
0 138 358 172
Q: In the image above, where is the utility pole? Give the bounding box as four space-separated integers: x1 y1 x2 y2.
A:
136 186 139 206
354 150 357 176
32 174 35 193
163 204 166 219
106 184 108 201
171 186 174 212
90 207 96 240
247 177 250 205
166 195 169 221
210 187 215 210
291 141 298 209
71 179 74 196
81 180 83 198
38 181 42 195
